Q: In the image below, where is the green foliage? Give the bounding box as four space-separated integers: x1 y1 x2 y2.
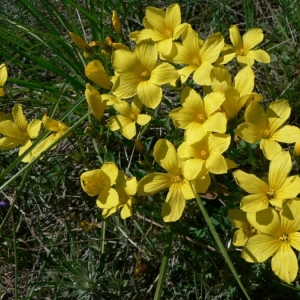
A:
1 0 300 299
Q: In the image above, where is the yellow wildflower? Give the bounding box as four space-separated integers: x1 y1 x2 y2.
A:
233 151 300 212
107 95 151 140
137 139 210 222
112 40 178 109
243 200 300 283
0 104 42 162
235 99 300 160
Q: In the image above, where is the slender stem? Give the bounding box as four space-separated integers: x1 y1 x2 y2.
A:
12 209 18 300
154 224 173 300
100 220 106 254
188 181 250 300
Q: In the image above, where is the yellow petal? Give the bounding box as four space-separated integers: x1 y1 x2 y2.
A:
206 153 228 174
112 49 139 74
0 120 24 139
0 63 8 96
144 6 166 33
12 104 28 132
228 209 246 228
182 159 205 180
268 151 291 190
233 66 254 97
229 25 243 50
204 92 225 117
136 114 151 126
240 194 270 212
112 10 122 36
96 187 119 208
85 84 108 121
235 122 261 144
120 121 136 140
282 200 300 235
165 3 181 30
242 28 264 53
162 183 186 222
272 125 300 143
242 234 280 262
85 60 112 90
200 32 224 63
260 139 282 160
0 136 22 150
234 170 269 194
193 61 214 85
135 40 157 71
246 49 270 63
112 73 138 99
137 172 173 196
27 119 42 139
19 139 34 163
275 175 300 201
193 171 211 193
208 133 231 154
137 81 162 109
271 242 298 283
150 62 178 85
101 162 118 185
267 99 291 133
69 32 92 53
120 200 133 219
154 139 179 175
81 169 109 197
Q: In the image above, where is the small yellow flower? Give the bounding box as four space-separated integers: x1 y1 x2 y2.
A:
0 64 8 97
137 139 210 222
81 162 119 209
112 40 178 109
85 60 112 90
235 99 300 160
177 133 234 176
85 84 111 121
233 151 300 212
112 10 122 37
102 170 137 219
227 25 271 66
0 104 42 162
228 209 257 246
169 87 227 144
242 200 300 283
107 96 151 140
132 3 190 57
171 27 224 85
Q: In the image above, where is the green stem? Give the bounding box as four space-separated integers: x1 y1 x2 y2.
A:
188 181 250 300
12 209 18 300
154 224 173 300
100 220 106 254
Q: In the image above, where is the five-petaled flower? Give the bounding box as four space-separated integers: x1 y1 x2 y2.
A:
0 104 42 162
243 199 300 283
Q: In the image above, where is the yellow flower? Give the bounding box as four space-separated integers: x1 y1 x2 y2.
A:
169 87 227 144
235 99 300 160
242 199 300 283
112 10 122 36
206 66 262 119
171 27 224 85
177 133 234 176
69 32 94 57
0 64 8 97
227 25 270 66
111 40 178 109
228 209 257 246
80 162 119 209
137 139 210 222
85 84 111 121
102 170 137 219
233 151 300 212
85 60 112 90
107 95 151 140
0 104 42 162
132 3 189 57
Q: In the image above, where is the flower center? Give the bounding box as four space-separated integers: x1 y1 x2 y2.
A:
263 128 271 139
140 69 150 80
279 233 289 242
191 56 201 66
173 175 183 183
164 29 172 38
238 48 245 55
197 113 206 123
200 149 208 160
266 188 275 199
129 112 136 121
